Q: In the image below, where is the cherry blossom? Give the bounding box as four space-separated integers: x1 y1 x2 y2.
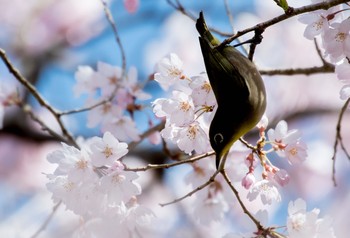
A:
335 60 350 84
287 198 336 238
118 66 151 103
340 84 350 100
189 74 216 108
89 131 128 167
154 53 187 91
176 121 209 154
267 120 302 146
285 141 308 164
323 18 350 62
267 120 307 162
152 90 195 126
119 197 155 233
82 197 154 237
73 65 98 98
95 61 123 96
99 161 141 205
46 175 102 217
49 144 97 182
86 100 122 128
298 10 330 40
101 113 141 142
247 179 281 205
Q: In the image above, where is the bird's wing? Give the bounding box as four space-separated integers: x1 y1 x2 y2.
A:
198 37 250 103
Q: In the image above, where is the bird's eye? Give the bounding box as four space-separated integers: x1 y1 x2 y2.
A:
214 133 224 144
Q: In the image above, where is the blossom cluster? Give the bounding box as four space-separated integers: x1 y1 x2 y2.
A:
152 53 216 154
74 62 151 142
46 131 155 237
151 53 312 228
298 0 350 102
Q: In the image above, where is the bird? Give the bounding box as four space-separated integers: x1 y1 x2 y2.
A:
195 11 267 170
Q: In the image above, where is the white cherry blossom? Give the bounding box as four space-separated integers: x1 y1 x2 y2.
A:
176 121 209 154
95 61 123 95
335 60 350 84
287 198 336 238
298 10 330 40
101 113 141 142
89 131 128 167
267 120 301 146
154 53 185 91
247 179 281 205
340 84 350 100
152 90 195 126
323 18 350 62
73 65 98 97
100 161 141 205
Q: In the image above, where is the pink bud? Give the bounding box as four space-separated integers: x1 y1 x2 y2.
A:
241 173 256 190
124 0 139 14
274 169 290 186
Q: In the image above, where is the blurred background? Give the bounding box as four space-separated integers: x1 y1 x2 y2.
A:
0 0 349 237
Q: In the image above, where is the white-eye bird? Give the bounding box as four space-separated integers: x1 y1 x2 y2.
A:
196 11 267 169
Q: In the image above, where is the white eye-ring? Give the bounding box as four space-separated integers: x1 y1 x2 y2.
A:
214 133 224 144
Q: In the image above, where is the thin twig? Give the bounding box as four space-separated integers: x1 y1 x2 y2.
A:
166 0 232 37
30 201 62 238
59 99 110 116
331 97 350 186
219 0 349 46
223 0 248 55
220 170 263 230
100 0 127 77
0 48 77 147
224 0 235 33
125 151 215 172
159 169 220 207
314 38 329 66
239 137 257 150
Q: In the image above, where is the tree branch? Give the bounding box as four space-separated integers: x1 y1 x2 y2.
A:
331 97 350 186
0 48 77 147
259 64 335 76
219 0 349 46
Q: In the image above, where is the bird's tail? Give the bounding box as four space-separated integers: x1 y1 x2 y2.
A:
195 11 221 47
